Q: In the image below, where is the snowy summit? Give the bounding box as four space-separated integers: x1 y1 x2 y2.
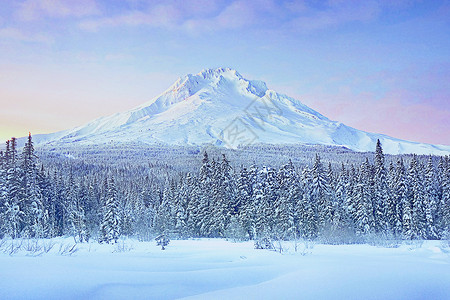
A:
32 68 450 155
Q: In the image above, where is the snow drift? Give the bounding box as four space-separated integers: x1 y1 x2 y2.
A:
1 238 449 300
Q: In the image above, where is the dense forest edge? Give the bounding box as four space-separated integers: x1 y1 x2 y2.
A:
0 134 449 246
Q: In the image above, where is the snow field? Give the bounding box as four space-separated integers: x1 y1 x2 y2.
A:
0 238 449 300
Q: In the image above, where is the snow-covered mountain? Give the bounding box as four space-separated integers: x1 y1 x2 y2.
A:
32 67 450 155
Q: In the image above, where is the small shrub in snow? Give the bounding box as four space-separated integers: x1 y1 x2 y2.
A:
224 216 248 242
59 243 78 256
24 239 43 253
365 232 400 248
0 238 7 251
300 240 315 256
440 232 450 249
405 240 424 250
439 240 450 253
273 239 286 253
42 240 56 253
155 234 170 250
114 240 134 252
254 237 275 251
8 239 22 255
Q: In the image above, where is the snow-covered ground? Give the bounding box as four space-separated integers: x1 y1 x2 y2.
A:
1 238 449 300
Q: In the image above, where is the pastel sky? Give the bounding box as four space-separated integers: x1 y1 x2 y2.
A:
0 0 449 145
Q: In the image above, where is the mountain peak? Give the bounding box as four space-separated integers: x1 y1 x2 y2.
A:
164 67 268 101
197 67 242 80
29 68 450 155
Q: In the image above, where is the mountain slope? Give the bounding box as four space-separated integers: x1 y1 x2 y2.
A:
32 68 450 155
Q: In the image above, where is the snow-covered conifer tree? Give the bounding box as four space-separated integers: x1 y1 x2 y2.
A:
66 175 88 242
238 165 258 239
311 154 332 235
424 156 439 239
440 156 450 238
352 159 375 237
374 140 389 235
99 177 121 243
390 158 406 237
3 138 24 238
408 155 426 239
274 161 297 240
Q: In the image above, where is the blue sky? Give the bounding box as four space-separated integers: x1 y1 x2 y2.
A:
0 0 449 145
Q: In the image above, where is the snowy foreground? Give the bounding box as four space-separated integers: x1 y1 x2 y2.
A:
1 238 449 300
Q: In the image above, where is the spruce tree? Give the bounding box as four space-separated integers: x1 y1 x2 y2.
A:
274 160 298 240
173 174 191 237
99 177 121 243
0 148 7 236
298 168 317 239
311 154 332 235
440 156 450 238
393 158 407 237
3 138 24 238
408 155 426 239
21 133 47 238
353 160 375 237
239 165 258 239
424 156 439 239
197 152 213 236
374 139 389 235
153 179 175 235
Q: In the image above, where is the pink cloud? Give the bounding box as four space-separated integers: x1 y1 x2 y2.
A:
273 62 450 146
299 88 450 146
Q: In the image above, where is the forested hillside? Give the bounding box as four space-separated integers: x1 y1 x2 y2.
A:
1 135 449 244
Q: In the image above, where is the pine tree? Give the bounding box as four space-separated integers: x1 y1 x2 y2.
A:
402 201 413 239
209 154 235 237
174 173 192 237
253 166 279 238
66 174 88 242
392 158 407 237
20 133 48 238
272 160 297 240
99 177 121 243
424 156 439 239
196 152 214 236
298 168 317 239
36 165 54 237
186 179 202 237
374 139 389 235
0 148 7 237
52 173 66 236
153 179 175 235
134 185 155 241
85 178 101 235
3 138 24 238
300 189 318 240
352 160 375 237
408 155 426 239
238 165 258 239
120 191 133 237
330 164 355 242
311 154 332 235
440 156 450 238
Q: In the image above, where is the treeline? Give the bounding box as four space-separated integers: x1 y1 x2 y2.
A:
0 135 449 244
